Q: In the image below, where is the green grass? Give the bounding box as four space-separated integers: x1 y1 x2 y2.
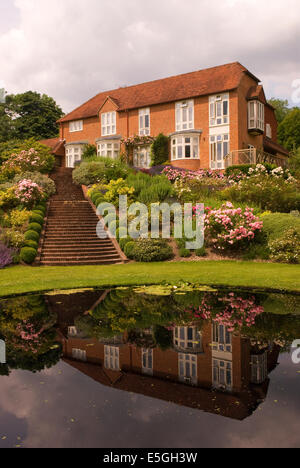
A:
0 261 299 297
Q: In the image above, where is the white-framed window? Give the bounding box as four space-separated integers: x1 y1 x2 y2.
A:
171 135 199 160
251 352 268 384
209 94 229 126
210 133 230 170
212 323 232 353
66 145 83 168
174 327 202 351
178 353 197 385
104 345 120 370
72 348 87 361
175 100 194 131
101 112 116 136
97 141 120 159
69 120 83 132
213 359 232 391
248 100 265 132
142 348 153 376
139 108 150 136
266 123 272 139
133 146 151 168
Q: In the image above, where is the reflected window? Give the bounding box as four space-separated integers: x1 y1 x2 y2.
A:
68 326 77 336
72 348 87 361
178 353 197 385
174 327 202 352
213 359 232 391
142 348 153 376
212 323 232 353
251 352 268 384
104 346 120 370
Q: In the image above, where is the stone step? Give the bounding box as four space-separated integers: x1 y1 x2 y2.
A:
40 259 123 266
41 252 119 259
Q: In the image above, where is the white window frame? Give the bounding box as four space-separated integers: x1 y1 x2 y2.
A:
72 348 87 361
66 145 83 168
142 348 153 376
68 326 77 336
133 146 151 168
175 100 194 131
69 120 83 133
97 141 120 159
139 108 150 136
251 352 268 384
209 94 229 127
213 359 232 391
210 133 230 170
101 112 116 136
248 101 265 132
212 323 232 353
104 345 120 370
178 353 197 385
174 327 202 351
266 123 272 139
171 134 199 161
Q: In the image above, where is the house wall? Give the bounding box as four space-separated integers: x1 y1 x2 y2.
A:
60 74 282 170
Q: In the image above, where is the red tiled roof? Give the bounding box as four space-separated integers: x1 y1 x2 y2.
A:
59 62 257 123
40 138 65 156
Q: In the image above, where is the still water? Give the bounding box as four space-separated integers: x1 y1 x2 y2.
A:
0 285 299 448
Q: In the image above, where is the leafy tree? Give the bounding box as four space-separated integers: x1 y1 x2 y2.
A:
268 98 291 124
0 101 12 142
1 91 64 142
278 108 300 151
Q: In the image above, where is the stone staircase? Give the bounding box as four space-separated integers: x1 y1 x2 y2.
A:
39 168 124 266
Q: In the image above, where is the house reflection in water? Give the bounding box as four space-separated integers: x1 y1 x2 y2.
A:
48 290 280 421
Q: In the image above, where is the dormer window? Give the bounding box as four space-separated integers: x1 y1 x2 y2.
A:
139 108 150 136
101 112 116 136
175 100 194 131
69 120 83 132
209 94 229 126
248 100 265 133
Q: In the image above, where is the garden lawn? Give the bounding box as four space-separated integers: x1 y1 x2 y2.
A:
0 261 299 297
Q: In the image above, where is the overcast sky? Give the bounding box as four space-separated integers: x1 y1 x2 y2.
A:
0 0 300 113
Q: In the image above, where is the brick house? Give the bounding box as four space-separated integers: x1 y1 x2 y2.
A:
45 62 289 170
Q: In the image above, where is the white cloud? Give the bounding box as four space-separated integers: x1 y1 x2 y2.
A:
0 0 299 112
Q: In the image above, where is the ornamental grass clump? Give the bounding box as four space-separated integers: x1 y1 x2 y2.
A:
203 202 263 251
0 243 14 269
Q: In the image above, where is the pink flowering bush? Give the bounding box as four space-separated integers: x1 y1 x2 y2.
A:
186 292 264 333
203 202 263 250
14 179 44 207
2 148 54 178
162 166 225 182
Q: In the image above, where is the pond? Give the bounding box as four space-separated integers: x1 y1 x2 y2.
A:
0 285 299 448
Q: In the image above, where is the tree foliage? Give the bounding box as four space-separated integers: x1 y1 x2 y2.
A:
0 91 64 143
268 98 291 124
278 107 300 151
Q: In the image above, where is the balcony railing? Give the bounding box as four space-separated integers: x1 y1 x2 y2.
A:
224 148 288 168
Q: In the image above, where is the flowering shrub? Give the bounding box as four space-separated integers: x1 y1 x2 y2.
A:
2 148 54 177
187 292 264 333
269 228 300 264
4 208 31 227
227 164 296 184
222 174 300 212
13 172 56 197
0 229 25 249
0 243 14 269
104 178 135 205
14 179 44 207
203 202 263 250
163 166 225 182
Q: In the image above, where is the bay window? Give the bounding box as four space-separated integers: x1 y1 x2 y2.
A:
175 100 194 131
97 141 120 159
139 108 150 136
66 145 84 168
174 327 202 352
212 323 232 353
101 112 116 136
210 133 230 170
248 100 265 132
209 94 229 126
172 135 199 160
69 120 83 132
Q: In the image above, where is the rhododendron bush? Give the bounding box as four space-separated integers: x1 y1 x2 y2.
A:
14 179 44 207
203 202 263 250
163 166 225 182
186 292 264 333
2 147 54 179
